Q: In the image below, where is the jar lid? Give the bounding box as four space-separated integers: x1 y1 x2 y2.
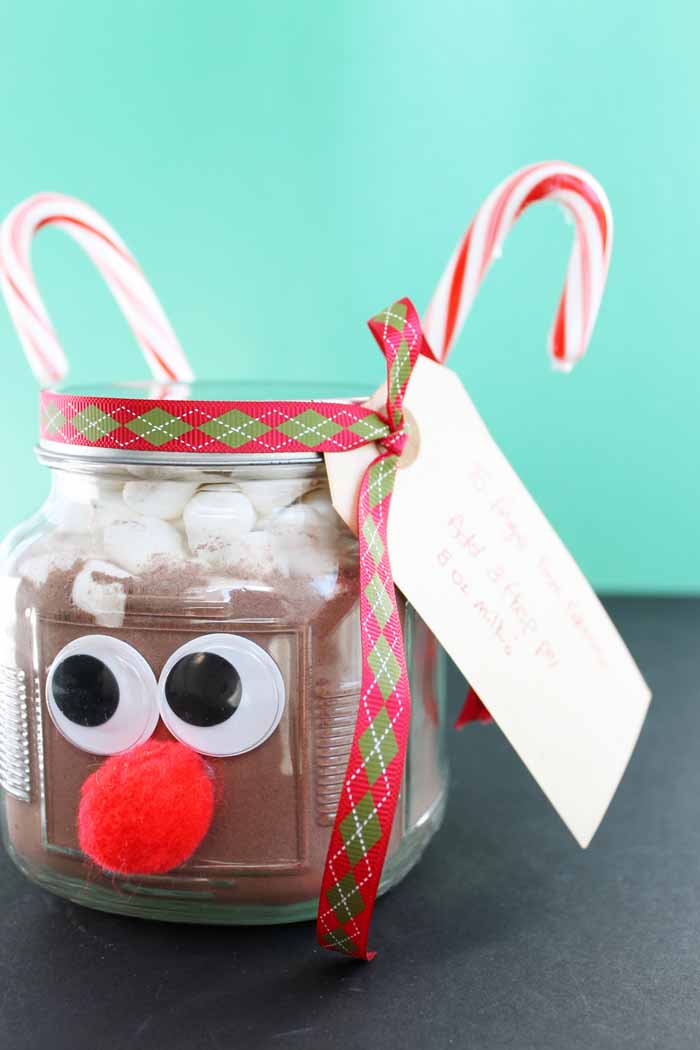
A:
39 380 375 465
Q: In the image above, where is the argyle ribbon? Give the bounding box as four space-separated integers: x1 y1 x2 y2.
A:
315 299 426 960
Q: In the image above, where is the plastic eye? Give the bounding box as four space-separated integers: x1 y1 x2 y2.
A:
158 634 285 757
46 636 158 755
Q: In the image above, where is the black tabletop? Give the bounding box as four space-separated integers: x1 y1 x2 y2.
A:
1 597 698 1050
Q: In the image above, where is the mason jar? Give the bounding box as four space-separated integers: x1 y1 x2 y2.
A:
0 382 448 923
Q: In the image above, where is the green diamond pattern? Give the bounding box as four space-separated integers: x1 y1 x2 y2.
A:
367 457 396 509
388 338 411 425
340 790 382 865
359 707 399 785
361 515 385 566
367 635 401 700
276 409 343 447
348 413 388 441
42 405 66 435
70 405 120 440
322 929 360 954
365 572 392 629
372 301 407 332
125 408 192 446
198 409 271 448
326 870 364 924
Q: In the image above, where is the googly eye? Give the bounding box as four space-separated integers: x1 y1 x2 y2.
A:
46 636 158 755
158 634 285 757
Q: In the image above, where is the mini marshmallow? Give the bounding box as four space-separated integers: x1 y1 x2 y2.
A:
183 488 256 561
301 488 358 565
280 535 338 580
268 501 339 547
237 478 319 518
72 559 131 628
93 491 144 528
19 551 81 588
103 517 184 575
301 487 343 527
193 529 290 577
47 477 124 534
46 499 96 534
268 502 321 534
191 544 233 572
235 530 290 578
122 481 198 521
126 465 229 483
267 505 340 579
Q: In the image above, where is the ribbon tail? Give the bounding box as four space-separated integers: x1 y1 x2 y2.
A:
455 686 492 727
316 449 411 960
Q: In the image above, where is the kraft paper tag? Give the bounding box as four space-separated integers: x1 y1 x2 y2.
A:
325 357 651 847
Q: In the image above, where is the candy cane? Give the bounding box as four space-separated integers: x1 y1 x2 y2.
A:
424 161 613 370
0 193 193 386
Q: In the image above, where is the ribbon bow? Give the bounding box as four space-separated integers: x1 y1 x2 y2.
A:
316 299 428 960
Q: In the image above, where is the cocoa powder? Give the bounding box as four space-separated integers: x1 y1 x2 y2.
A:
4 552 403 910
1 472 444 920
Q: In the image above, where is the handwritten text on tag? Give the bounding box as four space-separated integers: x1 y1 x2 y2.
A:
325 357 651 847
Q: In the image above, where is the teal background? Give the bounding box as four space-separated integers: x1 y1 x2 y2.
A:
0 2 697 592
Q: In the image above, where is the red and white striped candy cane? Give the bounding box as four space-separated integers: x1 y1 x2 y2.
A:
0 193 193 386
424 161 613 370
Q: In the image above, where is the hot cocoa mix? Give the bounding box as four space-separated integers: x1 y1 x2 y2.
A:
1 470 446 921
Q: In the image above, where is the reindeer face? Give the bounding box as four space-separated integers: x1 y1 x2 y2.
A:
42 626 302 877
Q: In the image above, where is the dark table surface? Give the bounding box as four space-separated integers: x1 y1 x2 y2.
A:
1 597 698 1050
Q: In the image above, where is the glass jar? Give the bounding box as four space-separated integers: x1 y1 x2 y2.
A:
0 422 448 923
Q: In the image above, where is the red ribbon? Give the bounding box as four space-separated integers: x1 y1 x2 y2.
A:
455 687 493 728
315 299 429 960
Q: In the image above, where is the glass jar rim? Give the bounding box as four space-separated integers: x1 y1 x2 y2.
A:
35 444 324 471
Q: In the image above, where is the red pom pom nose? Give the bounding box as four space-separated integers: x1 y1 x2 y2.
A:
78 739 215 875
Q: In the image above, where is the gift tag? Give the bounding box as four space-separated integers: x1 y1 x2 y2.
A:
325 356 651 847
